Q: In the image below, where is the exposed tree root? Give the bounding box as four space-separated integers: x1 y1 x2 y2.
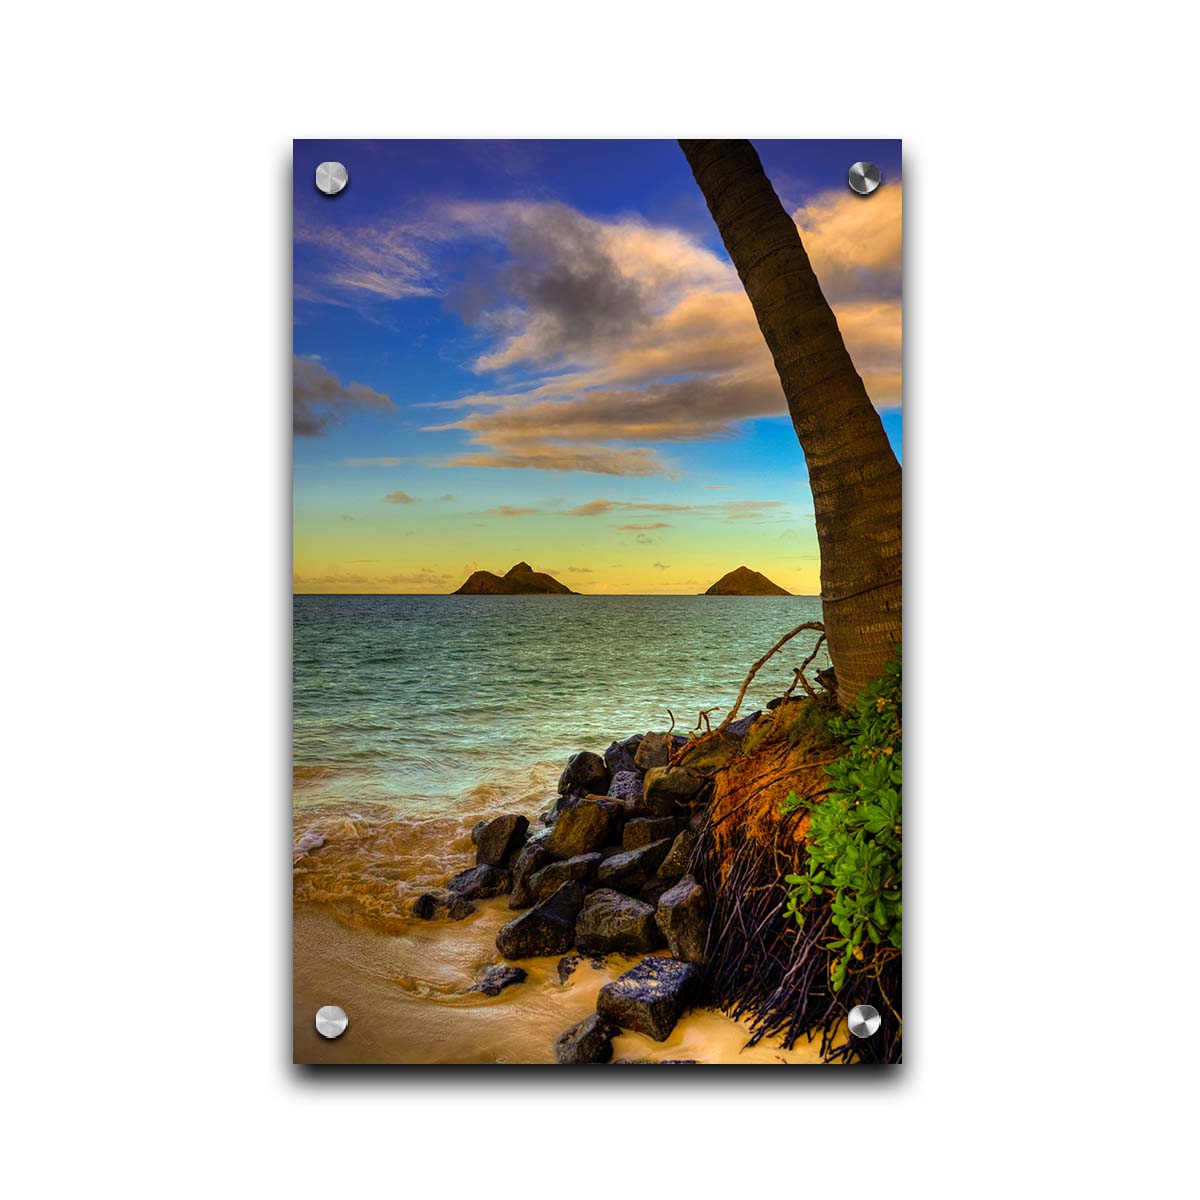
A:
664 618 900 1064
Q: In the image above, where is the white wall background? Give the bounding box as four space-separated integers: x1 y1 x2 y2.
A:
3 2 1195 1195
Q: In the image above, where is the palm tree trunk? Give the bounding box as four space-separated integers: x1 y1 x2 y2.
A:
679 139 902 708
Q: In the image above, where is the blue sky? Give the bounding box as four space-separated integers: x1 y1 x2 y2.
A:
293 139 901 594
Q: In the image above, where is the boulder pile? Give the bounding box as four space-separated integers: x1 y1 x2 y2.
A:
412 730 720 1062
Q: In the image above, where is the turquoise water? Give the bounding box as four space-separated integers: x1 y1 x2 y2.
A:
293 594 827 814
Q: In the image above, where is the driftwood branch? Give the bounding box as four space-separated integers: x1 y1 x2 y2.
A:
715 622 825 735
783 632 826 704
667 621 825 768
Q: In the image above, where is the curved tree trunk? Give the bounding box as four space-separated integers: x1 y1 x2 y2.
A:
679 139 902 708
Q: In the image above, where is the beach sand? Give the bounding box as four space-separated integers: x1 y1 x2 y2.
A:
294 899 831 1066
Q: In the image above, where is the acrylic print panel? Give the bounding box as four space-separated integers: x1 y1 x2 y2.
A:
293 139 902 1065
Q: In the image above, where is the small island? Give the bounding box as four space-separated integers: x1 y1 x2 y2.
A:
453 561 578 595
702 566 792 596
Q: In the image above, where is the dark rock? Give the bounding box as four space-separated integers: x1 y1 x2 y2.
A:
554 1013 619 1064
543 797 619 860
816 666 837 694
687 808 708 834
558 751 610 797
606 769 646 809
623 816 677 851
724 710 761 738
596 956 701 1041
657 829 697 879
643 766 706 816
766 695 797 711
556 955 580 984
634 731 674 770
470 819 488 845
575 888 662 955
466 964 527 996
596 839 673 890
495 880 585 959
474 813 529 867
657 877 709 963
638 878 675 908
508 843 553 909
447 863 511 899
528 852 602 902
603 735 643 776
412 889 476 921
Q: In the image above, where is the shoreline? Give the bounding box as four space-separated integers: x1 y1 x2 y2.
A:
293 900 831 1066
293 713 846 1065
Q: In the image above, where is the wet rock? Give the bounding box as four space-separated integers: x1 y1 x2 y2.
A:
508 843 553 909
623 816 677 851
543 797 619 860
557 751 610 797
724 710 761 738
557 955 580 984
643 766 706 816
656 877 709 963
412 889 476 921
575 888 662 955
604 735 644 776
657 829 697 879
634 731 674 770
597 956 701 1041
470 819 487 845
554 1013 619 1064
495 880 585 959
466 964 527 996
474 813 529 867
528 852 602 902
596 838 673 890
447 863 511 899
606 769 646 810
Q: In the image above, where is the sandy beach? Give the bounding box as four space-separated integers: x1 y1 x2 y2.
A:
294 899 832 1065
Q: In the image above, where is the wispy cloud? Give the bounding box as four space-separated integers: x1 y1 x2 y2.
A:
449 443 669 477
383 490 418 504
294 216 437 304
343 456 417 467
483 505 541 517
615 521 671 530
564 498 787 521
293 356 393 437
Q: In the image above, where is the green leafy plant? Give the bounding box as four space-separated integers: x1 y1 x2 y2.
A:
780 652 902 992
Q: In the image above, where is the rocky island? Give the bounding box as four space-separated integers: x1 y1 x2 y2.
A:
702 566 792 596
453 561 578 595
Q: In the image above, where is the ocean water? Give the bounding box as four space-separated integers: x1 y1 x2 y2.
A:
293 594 828 816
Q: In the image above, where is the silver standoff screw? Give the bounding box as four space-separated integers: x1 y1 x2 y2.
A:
847 161 881 195
315 161 349 196
847 1003 882 1038
315 1005 349 1039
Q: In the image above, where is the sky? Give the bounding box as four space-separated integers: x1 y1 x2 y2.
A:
293 139 902 595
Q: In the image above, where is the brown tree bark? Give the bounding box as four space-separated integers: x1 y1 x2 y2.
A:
679 139 902 708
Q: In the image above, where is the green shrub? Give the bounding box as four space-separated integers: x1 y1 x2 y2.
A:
780 651 902 992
